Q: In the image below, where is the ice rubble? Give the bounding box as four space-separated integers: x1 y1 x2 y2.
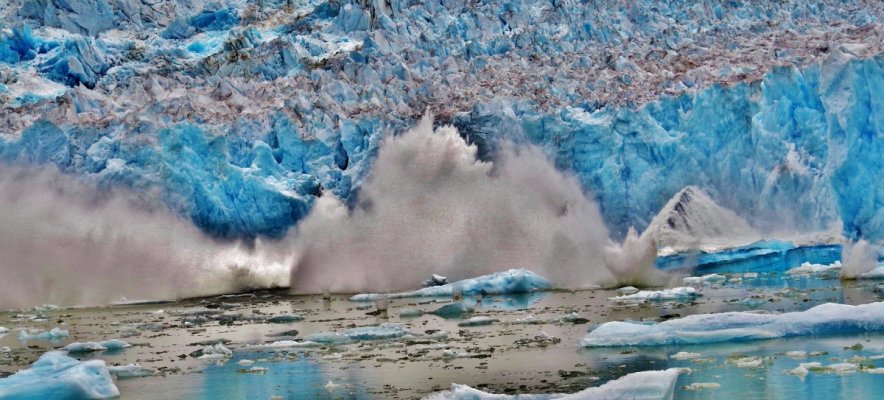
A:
581 302 884 347
350 269 550 302
424 368 683 400
0 351 119 399
0 1 880 242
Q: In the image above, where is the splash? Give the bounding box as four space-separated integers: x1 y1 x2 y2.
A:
0 166 291 309
841 239 878 279
290 115 656 294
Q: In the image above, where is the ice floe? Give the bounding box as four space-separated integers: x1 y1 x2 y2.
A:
17 327 69 342
107 364 153 379
424 368 684 399
0 351 119 399
787 261 842 275
350 269 550 302
581 302 884 347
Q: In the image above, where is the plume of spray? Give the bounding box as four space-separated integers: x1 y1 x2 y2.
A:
0 165 293 309
841 239 878 279
290 114 663 294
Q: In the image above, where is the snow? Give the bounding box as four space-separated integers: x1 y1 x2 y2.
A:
0 351 119 399
581 302 884 347
424 368 684 399
63 339 131 353
351 269 551 302
609 287 700 303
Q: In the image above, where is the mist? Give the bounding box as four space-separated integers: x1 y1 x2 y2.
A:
0 166 292 309
289 115 657 294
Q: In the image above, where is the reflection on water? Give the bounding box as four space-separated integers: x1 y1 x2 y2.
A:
201 351 368 400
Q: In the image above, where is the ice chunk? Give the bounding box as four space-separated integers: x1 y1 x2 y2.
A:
786 261 842 275
305 323 411 344
685 383 720 390
266 314 304 323
457 317 499 327
17 327 69 342
670 351 702 360
424 368 683 399
399 308 424 318
107 364 153 379
432 302 474 318
0 327 8 334
0 351 119 399
859 264 884 279
423 274 448 287
582 302 884 347
609 287 700 303
196 343 233 360
64 339 131 353
350 269 550 301
616 286 640 295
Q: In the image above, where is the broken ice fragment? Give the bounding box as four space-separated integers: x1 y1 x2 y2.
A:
0 351 119 399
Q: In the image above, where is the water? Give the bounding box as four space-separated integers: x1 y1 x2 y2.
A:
1 244 882 399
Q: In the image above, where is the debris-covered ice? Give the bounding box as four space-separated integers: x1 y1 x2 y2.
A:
582 302 884 347
0 351 119 399
424 368 684 399
351 269 551 301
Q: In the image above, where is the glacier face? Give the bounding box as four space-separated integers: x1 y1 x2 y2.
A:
0 0 881 241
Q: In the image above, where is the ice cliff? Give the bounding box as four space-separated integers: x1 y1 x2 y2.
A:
0 0 881 242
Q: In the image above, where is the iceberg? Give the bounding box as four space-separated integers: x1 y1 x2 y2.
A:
107 364 153 379
581 302 884 347
0 351 119 399
350 269 550 302
424 368 683 400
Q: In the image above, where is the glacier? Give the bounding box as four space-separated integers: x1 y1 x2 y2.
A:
0 0 880 244
580 301 884 347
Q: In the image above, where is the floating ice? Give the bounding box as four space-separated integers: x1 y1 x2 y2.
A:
0 351 119 399
196 343 233 360
63 339 131 353
581 302 884 347
350 269 551 302
0 327 8 334
860 264 884 279
266 314 304 323
304 323 412 345
424 368 683 399
616 286 640 295
787 261 842 275
424 274 448 287
685 383 721 391
17 327 69 342
432 303 474 318
107 364 153 379
457 317 499 327
670 352 702 360
609 287 700 303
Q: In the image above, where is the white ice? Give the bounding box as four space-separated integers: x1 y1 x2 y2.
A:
350 269 550 302
0 351 119 399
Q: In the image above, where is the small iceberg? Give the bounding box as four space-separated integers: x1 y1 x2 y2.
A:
0 351 119 399
609 287 700 303
423 274 448 287
304 323 412 345
432 302 474 318
0 327 8 334
266 314 304 323
108 364 153 379
64 339 131 353
351 269 550 301
581 302 884 347
423 368 683 399
457 316 499 327
17 327 69 342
